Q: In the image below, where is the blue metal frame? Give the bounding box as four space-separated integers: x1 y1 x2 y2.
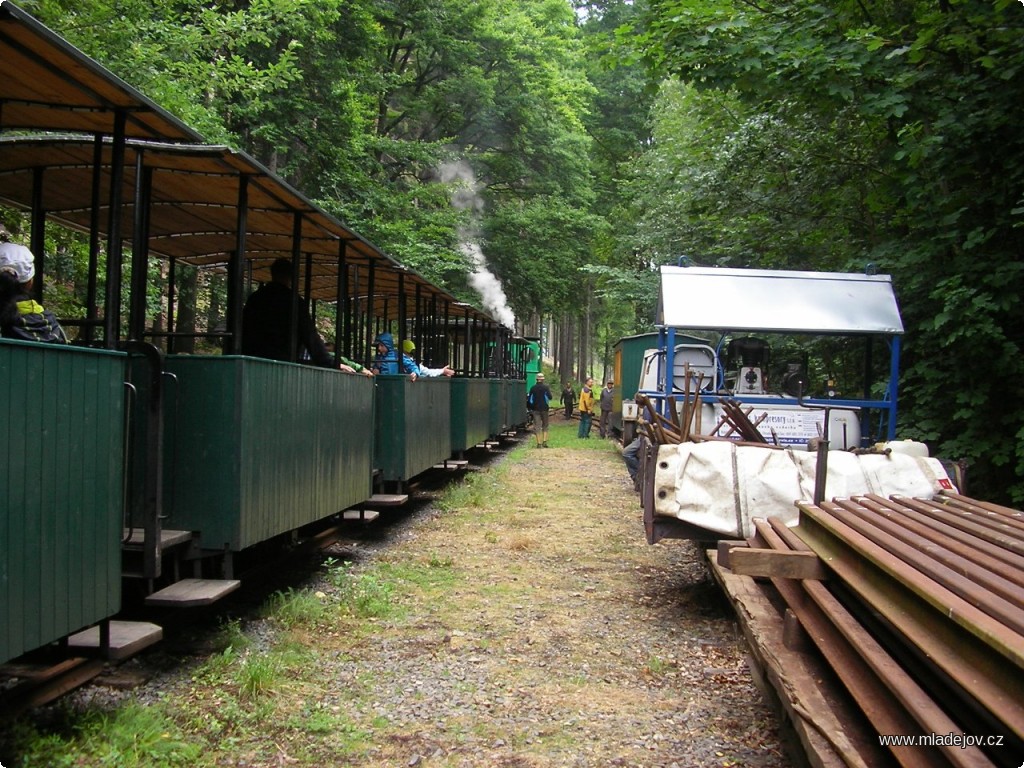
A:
640 326 901 443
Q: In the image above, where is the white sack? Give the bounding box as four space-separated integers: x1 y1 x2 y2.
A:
652 441 954 539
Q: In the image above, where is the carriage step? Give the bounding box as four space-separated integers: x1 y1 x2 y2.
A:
365 493 408 507
341 509 380 523
144 578 240 608
67 621 164 660
122 528 193 549
433 459 469 470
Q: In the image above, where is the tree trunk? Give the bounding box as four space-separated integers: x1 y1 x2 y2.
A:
176 267 198 354
208 276 223 353
577 307 589 383
559 314 574 386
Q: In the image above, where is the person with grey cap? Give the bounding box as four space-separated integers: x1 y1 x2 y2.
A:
599 380 614 438
526 372 552 448
0 241 68 344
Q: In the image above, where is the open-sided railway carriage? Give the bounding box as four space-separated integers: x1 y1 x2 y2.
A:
1 1 526 666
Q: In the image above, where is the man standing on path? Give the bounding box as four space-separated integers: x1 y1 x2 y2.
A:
599 380 614 438
577 377 595 438
561 380 575 420
527 372 552 448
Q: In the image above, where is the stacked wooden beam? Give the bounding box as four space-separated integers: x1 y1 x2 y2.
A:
709 398 770 443
634 391 775 448
713 491 1023 768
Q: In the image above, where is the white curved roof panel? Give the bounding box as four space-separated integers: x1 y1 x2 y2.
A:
657 266 904 334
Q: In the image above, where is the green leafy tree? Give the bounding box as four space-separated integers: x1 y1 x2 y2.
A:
574 0 659 374
624 0 1024 502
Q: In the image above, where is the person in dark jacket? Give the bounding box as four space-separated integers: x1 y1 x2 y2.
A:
242 257 335 367
371 331 420 379
561 381 575 420
527 372 553 448
599 380 614 438
0 241 67 344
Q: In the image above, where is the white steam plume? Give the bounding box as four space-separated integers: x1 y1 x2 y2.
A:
439 161 516 329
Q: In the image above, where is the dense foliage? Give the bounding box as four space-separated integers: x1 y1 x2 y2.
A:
28 0 605 325
622 0 1024 503
16 0 1023 501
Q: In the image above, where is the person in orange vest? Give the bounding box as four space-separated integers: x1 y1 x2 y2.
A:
577 377 595 438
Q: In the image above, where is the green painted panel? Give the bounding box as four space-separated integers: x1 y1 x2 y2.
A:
450 379 491 452
612 332 707 433
163 356 374 551
1 340 124 664
501 379 510 429
374 376 452 483
488 379 505 436
506 379 527 428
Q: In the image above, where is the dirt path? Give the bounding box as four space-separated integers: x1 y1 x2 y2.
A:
4 421 792 767
292 422 791 767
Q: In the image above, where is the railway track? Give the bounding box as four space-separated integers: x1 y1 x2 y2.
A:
711 490 1023 768
0 436 521 717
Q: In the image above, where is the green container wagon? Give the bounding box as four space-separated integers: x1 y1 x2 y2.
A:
162 356 374 552
374 375 452 486
1 340 124 663
612 332 706 440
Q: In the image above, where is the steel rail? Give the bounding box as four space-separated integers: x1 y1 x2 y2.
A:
809 500 1024 664
940 492 1024 521
794 501 1024 743
930 496 1024 536
765 515 1004 765
888 496 1024 557
817 500 1024 637
765 520 1011 765
853 494 1024 590
750 519 991 768
834 498 1024 615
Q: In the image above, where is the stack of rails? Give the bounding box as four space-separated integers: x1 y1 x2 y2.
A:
712 490 1023 768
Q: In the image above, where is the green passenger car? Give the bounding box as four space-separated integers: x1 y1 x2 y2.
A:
1 340 125 664
374 375 452 486
162 356 374 552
